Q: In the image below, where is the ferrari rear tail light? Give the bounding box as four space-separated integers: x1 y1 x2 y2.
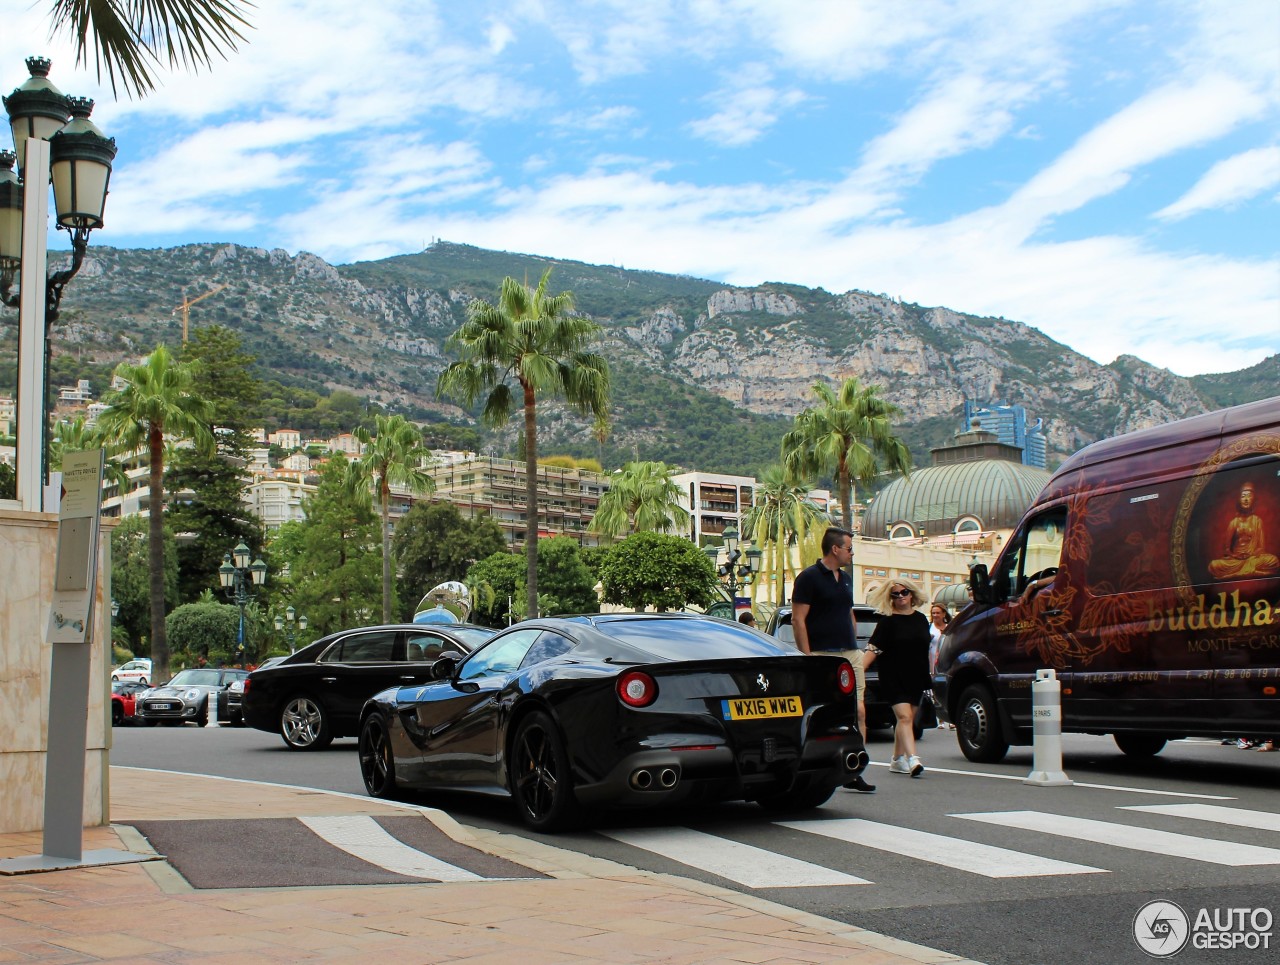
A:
617 670 657 708
243 678 251 693
836 660 855 695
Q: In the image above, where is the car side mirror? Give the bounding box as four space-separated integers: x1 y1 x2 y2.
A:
431 651 463 681
969 563 993 604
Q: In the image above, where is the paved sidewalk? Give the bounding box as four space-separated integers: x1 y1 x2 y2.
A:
0 769 981 964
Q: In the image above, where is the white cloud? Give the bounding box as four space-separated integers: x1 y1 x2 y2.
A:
1000 74 1269 237
687 65 806 147
1155 146 1280 220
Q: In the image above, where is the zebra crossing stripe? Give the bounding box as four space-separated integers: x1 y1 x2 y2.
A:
778 818 1105 878
601 827 871 889
300 815 485 881
954 810 1280 866
1120 803 1280 833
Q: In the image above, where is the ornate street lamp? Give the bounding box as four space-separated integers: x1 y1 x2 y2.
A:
2 56 116 508
274 605 309 654
706 526 762 613
219 541 267 660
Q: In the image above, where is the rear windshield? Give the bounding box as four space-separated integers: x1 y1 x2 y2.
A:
599 618 789 661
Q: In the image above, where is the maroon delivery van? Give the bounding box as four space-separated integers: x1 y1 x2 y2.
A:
934 397 1280 762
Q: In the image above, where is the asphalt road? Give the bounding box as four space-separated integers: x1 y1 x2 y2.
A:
111 723 1280 965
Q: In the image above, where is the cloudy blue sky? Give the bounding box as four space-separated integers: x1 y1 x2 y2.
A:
5 0 1277 377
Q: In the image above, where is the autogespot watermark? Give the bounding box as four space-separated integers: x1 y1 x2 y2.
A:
1133 900 1274 958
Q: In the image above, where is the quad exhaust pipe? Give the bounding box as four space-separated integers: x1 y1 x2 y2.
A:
630 766 681 790
844 750 869 772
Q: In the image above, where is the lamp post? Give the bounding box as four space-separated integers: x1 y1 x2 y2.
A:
2 57 116 509
218 541 266 662
274 605 308 654
705 526 762 613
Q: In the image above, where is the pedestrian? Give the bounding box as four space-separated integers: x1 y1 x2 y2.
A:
792 526 876 794
928 602 952 728
738 611 756 628
868 578 931 778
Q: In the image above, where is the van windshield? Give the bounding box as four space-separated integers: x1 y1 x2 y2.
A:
997 508 1067 599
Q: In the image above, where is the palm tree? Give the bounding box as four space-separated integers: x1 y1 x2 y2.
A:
353 413 435 624
741 465 830 607
781 377 912 532
96 345 213 683
590 460 690 539
437 270 610 619
46 0 254 98
50 414 130 494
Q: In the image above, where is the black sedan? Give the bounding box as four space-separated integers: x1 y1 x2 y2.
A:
242 623 496 750
357 613 869 831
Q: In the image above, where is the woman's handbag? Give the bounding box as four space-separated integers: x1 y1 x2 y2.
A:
914 691 938 731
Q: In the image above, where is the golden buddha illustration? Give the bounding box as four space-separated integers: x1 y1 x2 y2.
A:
1208 481 1279 579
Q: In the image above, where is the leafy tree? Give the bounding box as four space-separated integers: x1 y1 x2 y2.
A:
579 545 610 581
48 0 254 99
393 501 506 618
165 600 239 667
535 536 599 616
464 551 525 627
50 415 129 492
110 514 178 657
781 378 912 531
169 326 264 602
353 413 435 623
741 465 830 607
286 459 381 636
598 532 716 612
438 269 610 619
96 345 214 683
589 460 690 539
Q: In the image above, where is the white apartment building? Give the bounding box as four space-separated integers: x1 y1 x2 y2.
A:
269 428 301 449
672 470 756 545
246 473 315 530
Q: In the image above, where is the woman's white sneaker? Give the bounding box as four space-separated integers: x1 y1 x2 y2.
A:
889 756 911 774
909 755 924 777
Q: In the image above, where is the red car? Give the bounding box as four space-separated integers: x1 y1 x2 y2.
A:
111 679 145 726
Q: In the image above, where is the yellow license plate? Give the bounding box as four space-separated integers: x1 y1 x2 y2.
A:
721 696 803 720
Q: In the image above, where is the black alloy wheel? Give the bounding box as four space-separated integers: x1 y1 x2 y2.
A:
757 783 836 812
359 714 401 799
1114 733 1167 757
510 711 581 832
280 695 333 750
956 684 1009 763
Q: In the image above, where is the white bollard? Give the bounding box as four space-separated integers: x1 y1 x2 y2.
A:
205 692 221 728
1024 668 1072 786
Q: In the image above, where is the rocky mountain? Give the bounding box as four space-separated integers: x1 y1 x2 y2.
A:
17 240 1277 476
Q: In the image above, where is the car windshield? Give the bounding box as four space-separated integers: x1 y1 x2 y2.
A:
166 670 220 687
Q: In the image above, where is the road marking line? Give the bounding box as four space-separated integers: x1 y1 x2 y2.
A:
300 815 484 881
866 762 1233 799
1121 803 1280 833
778 818 1105 878
602 827 871 889
954 811 1280 866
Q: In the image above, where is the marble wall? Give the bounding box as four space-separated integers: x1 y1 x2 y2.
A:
0 509 110 834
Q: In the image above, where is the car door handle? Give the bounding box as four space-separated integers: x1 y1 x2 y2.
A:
320 677 337 683
399 675 418 681
1043 609 1063 617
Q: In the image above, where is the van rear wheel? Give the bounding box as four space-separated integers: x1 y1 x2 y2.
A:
956 684 1009 763
1114 734 1166 757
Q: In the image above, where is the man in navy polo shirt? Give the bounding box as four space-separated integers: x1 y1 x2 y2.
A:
792 526 875 793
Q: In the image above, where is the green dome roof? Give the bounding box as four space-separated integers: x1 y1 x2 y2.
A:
864 460 1051 537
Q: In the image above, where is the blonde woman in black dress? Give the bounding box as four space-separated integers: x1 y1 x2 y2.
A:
868 578 931 777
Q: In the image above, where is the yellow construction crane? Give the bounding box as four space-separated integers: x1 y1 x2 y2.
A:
174 283 228 342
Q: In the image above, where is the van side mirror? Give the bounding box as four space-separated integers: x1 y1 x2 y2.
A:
969 564 993 604
430 651 463 680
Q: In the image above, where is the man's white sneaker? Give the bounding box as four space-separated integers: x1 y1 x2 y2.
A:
909 755 924 777
889 756 911 774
